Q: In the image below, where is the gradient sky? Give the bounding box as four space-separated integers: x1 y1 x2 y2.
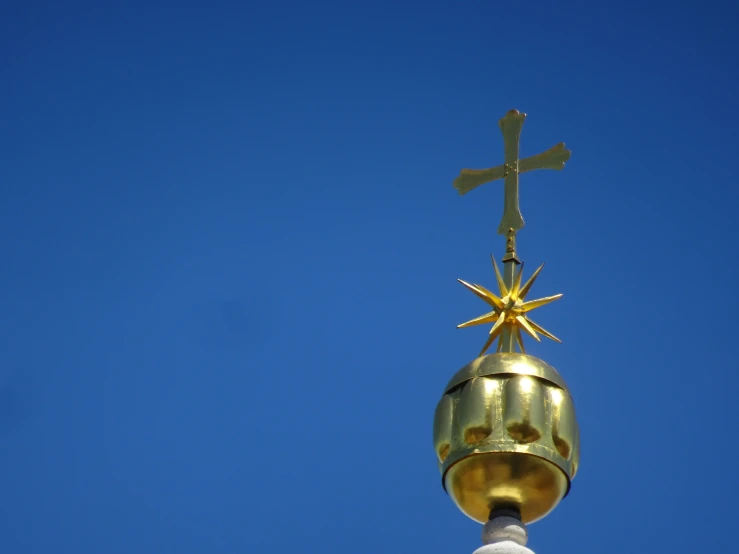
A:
2 1 739 553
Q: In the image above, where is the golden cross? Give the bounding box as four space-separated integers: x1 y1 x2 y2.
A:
453 109 571 237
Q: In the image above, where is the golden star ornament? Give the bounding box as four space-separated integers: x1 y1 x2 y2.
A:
458 256 562 356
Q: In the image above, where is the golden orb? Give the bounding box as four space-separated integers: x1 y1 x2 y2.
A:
433 353 579 524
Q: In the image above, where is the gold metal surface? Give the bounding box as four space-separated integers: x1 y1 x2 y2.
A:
452 109 571 237
438 109 578 527
433 353 579 524
442 352 568 397
445 453 568 524
458 256 562 355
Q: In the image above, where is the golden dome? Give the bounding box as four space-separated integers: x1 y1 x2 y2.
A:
433 353 579 524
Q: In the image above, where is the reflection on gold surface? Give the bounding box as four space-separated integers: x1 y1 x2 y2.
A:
433 394 454 463
433 353 579 524
504 376 544 443
444 352 568 393
445 452 568 524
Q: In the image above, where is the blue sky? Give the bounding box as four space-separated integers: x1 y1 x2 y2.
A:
2 1 738 552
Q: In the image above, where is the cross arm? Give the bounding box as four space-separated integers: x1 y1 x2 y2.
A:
453 165 506 195
518 142 571 173
453 142 572 196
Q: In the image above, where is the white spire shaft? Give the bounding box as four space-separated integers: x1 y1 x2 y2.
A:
473 515 535 554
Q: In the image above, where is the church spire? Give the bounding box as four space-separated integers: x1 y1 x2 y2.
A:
433 109 579 554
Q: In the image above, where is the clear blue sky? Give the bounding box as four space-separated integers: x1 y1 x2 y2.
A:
2 1 738 552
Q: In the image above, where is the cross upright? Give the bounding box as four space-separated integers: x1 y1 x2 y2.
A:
453 109 571 254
